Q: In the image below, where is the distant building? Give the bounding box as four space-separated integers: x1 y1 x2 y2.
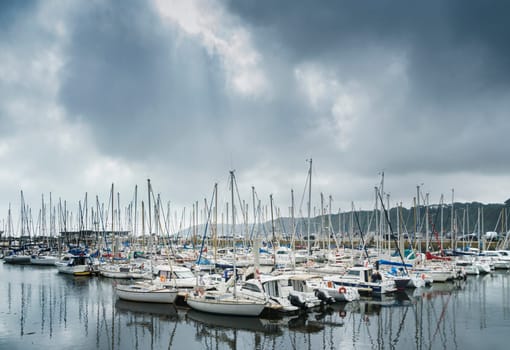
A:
59 230 130 246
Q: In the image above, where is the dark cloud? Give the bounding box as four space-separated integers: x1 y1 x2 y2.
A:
0 0 37 33
2 0 510 215
224 0 510 92
223 0 510 176
59 1 227 161
57 0 321 177
223 0 510 102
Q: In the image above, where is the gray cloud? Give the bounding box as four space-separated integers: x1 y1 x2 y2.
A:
59 1 228 161
223 0 510 177
2 0 510 220
58 0 322 175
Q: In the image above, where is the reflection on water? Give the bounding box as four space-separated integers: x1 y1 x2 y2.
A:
1 262 510 350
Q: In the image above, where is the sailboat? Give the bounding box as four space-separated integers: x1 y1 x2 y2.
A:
116 281 178 303
4 196 31 264
186 173 267 317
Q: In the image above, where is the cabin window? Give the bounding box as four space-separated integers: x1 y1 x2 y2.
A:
243 283 261 293
289 280 304 292
174 270 194 279
264 282 280 297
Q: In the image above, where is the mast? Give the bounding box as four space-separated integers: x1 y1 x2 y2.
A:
147 179 152 237
230 170 237 297
416 184 421 238
425 193 429 252
307 158 312 256
251 186 256 241
320 193 324 250
413 197 417 251
386 193 390 253
111 183 115 257
134 185 138 237
141 200 145 251
477 205 481 249
328 195 332 259
451 189 455 251
270 194 276 269
380 172 385 244
41 194 46 239
374 187 379 251
7 203 12 246
214 183 218 264
20 191 25 241
291 189 295 251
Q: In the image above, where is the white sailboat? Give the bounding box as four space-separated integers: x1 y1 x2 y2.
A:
30 253 58 266
186 290 267 316
116 282 178 303
186 173 266 317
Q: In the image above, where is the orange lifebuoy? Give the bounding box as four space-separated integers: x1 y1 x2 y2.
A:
339 286 347 294
327 281 333 288
160 275 166 282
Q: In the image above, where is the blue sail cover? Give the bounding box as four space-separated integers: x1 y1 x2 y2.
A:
377 259 413 268
195 257 211 265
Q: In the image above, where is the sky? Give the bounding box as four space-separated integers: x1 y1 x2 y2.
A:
1 0 510 232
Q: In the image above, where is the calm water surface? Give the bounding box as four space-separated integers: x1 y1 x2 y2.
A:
1 262 509 350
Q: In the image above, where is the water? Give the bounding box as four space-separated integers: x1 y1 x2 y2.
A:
1 262 509 350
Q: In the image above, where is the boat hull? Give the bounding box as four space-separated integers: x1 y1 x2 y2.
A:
186 295 265 316
56 264 92 276
116 285 178 303
30 256 58 266
4 255 31 264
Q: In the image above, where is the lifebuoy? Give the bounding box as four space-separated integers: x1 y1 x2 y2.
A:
421 273 426 280
339 286 347 294
160 275 166 282
327 281 333 288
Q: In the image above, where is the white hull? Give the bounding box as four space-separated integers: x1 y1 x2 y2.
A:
186 294 266 316
116 284 178 303
319 281 360 302
413 266 455 282
493 261 510 269
100 270 131 278
425 270 454 282
99 264 151 279
30 256 58 266
407 275 427 288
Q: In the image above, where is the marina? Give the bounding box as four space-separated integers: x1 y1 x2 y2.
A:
3 2 510 349
1 259 510 349
1 173 510 349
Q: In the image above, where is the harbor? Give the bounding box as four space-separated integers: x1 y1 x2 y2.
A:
1 261 509 349
1 174 510 348
3 1 510 348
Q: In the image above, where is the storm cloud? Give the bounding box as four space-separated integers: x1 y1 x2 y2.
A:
1 0 509 224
